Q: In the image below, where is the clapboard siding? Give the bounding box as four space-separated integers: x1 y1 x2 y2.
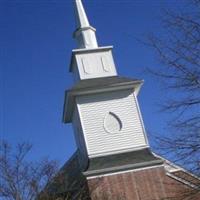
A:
76 89 148 157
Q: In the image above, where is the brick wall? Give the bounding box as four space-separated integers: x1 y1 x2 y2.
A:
85 166 200 200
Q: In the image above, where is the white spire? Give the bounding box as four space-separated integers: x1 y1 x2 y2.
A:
74 0 89 28
73 0 98 49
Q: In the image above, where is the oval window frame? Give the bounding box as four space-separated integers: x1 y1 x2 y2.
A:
103 112 122 134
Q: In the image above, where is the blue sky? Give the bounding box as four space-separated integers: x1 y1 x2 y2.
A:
0 0 182 165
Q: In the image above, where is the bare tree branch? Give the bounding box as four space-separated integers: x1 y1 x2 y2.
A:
146 1 200 198
0 141 59 200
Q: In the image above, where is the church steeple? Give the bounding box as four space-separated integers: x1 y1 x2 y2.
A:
69 0 117 81
64 1 148 159
73 0 98 49
54 2 199 199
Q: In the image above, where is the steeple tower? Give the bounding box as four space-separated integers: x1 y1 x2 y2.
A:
73 0 98 49
64 0 149 165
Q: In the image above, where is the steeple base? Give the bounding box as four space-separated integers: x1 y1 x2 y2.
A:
40 150 200 200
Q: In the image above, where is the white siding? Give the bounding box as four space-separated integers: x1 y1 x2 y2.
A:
76 89 148 157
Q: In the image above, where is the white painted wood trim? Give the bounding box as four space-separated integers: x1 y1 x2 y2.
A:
134 92 149 146
154 153 200 181
166 172 199 189
75 99 90 156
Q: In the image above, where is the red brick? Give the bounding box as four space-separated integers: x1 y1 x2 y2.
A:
85 166 200 200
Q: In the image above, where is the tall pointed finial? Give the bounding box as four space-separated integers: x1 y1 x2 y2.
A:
74 0 90 28
73 0 98 49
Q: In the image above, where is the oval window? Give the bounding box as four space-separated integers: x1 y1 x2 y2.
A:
104 112 122 134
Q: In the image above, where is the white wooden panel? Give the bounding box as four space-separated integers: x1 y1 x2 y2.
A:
75 50 117 80
101 56 110 72
76 89 148 157
81 57 92 74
